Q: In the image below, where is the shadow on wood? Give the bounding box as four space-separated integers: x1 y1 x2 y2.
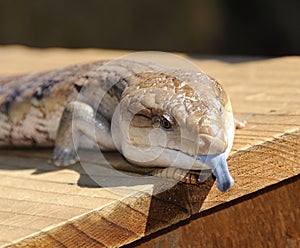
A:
0 148 214 247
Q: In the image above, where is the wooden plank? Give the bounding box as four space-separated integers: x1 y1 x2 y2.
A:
0 45 130 75
129 176 300 248
0 46 299 247
0 226 38 246
0 198 88 220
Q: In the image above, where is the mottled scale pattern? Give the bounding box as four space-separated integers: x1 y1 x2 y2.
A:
0 60 228 149
0 61 106 146
124 70 229 138
0 60 157 147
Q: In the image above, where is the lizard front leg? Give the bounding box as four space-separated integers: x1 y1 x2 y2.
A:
52 101 116 166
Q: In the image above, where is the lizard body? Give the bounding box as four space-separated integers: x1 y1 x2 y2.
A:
0 60 242 192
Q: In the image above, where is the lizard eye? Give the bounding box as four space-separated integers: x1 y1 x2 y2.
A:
160 116 173 130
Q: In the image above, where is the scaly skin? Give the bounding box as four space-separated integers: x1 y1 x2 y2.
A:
0 60 242 192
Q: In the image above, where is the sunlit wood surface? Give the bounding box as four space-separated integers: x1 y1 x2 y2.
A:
0 46 299 247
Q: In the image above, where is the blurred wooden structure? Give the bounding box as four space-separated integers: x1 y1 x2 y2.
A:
0 46 299 247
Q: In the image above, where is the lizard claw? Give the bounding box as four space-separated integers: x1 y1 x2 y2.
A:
51 146 79 167
234 119 246 129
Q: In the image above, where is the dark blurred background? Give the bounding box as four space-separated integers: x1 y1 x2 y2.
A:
0 0 299 55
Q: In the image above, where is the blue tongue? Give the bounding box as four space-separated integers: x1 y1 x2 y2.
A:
198 153 234 192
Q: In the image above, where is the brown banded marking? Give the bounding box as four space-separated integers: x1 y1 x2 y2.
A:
9 102 54 146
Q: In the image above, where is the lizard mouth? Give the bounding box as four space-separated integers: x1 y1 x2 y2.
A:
156 148 234 192
121 141 234 192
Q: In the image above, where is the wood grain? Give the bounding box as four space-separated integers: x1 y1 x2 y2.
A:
0 46 299 247
129 175 300 248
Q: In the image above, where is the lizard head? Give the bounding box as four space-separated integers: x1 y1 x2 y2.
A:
112 70 235 192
